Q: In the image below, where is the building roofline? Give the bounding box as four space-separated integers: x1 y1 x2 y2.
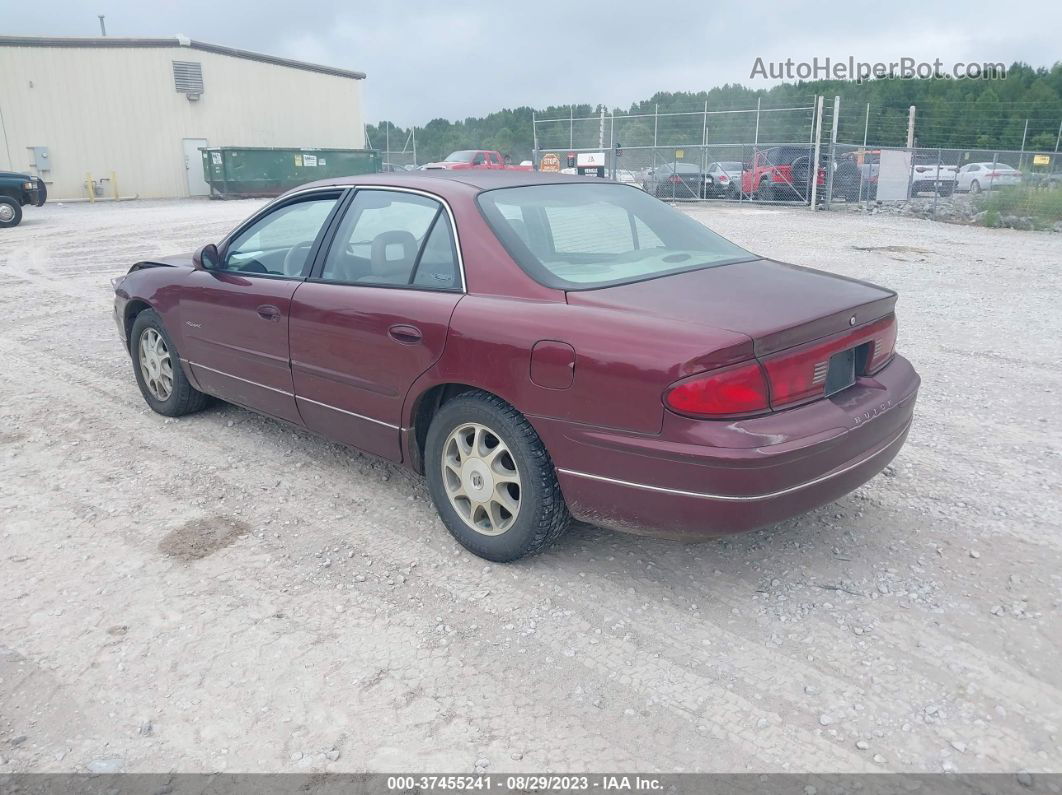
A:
0 35 366 80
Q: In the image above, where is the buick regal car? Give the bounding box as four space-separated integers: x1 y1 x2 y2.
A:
112 171 919 562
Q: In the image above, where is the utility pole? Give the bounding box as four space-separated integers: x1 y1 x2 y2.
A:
906 105 916 149
809 96 824 209
598 105 605 151
1055 119 1061 153
98 15 107 36
1019 119 1029 169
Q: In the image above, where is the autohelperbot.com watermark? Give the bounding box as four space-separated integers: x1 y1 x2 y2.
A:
750 56 1007 82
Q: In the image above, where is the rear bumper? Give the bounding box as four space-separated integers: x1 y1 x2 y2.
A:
535 355 919 538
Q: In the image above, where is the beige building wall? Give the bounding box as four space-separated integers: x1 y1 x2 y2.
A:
0 41 365 199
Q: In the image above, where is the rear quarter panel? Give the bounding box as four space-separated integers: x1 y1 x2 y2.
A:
408 296 754 435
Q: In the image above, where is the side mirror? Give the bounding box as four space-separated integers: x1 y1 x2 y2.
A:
193 243 219 270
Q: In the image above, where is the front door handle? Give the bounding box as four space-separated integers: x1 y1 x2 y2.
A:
388 324 422 344
257 304 281 322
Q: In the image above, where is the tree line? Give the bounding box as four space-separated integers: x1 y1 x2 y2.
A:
366 62 1062 164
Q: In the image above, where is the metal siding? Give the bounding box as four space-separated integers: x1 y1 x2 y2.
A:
0 45 365 198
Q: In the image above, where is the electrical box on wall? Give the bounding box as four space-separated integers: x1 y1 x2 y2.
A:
27 146 51 174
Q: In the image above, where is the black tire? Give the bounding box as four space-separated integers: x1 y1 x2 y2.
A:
758 178 775 202
130 309 211 417
424 391 570 562
0 197 23 228
970 180 982 194
938 183 954 197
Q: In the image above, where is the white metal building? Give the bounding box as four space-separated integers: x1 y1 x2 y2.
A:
0 36 366 199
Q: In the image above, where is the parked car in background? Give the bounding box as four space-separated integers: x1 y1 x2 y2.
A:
0 171 47 228
832 150 880 202
615 169 643 189
642 162 703 200
956 162 1023 193
422 150 533 171
112 171 918 562
910 153 957 196
703 161 743 198
741 146 825 202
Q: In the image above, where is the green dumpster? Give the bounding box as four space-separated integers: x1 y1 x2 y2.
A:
201 147 381 198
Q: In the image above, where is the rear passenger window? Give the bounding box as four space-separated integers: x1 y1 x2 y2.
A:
320 189 459 289
413 217 459 288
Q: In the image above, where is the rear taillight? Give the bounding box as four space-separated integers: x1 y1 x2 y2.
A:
763 315 898 409
867 315 897 373
664 361 770 418
668 175 682 184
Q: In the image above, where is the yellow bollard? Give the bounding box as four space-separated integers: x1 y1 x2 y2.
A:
85 172 95 203
111 171 119 200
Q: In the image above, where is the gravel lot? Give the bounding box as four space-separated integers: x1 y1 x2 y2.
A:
0 198 1059 774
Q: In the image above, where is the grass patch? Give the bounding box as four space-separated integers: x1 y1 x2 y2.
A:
975 186 1062 230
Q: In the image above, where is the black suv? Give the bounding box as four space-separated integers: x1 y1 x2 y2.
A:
0 171 47 228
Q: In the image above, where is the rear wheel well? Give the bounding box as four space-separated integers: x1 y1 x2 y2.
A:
124 300 152 349
408 383 500 473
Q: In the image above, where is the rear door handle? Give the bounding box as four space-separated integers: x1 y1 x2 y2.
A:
388 324 422 344
257 304 281 322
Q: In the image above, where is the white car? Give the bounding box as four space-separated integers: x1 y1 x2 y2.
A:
615 169 643 189
956 162 1023 193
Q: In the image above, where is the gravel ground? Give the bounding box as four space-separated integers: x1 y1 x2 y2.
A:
0 198 1059 774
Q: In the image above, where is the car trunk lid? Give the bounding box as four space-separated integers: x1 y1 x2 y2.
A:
566 258 896 357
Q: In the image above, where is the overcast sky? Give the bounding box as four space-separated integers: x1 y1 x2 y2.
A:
5 0 1060 126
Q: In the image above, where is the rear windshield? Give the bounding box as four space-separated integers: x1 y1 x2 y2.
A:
476 182 755 290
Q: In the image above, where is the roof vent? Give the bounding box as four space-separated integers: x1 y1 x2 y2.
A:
172 60 204 95
176 34 191 47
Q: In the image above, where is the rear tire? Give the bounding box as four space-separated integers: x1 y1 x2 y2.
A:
425 391 570 562
0 197 22 228
130 309 211 417
970 180 982 194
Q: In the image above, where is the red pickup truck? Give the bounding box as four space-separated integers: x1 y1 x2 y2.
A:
423 150 533 171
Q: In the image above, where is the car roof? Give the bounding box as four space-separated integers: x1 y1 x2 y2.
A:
291 169 607 200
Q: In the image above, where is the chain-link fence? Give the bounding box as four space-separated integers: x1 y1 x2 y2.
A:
532 103 822 204
530 101 1062 229
828 144 1062 230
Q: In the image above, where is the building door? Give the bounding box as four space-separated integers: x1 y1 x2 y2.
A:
183 138 210 196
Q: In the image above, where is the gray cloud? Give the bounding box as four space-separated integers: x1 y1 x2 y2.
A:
5 0 1060 125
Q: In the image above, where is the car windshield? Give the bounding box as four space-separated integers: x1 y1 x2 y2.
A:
477 182 755 290
445 151 477 162
659 163 700 174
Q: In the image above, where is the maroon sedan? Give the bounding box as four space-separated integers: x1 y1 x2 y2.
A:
112 172 919 561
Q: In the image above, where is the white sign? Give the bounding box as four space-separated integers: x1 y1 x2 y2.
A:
576 152 606 168
210 152 222 165
302 153 318 167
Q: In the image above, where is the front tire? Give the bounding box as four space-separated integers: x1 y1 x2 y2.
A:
130 309 210 417
0 197 22 228
970 179 982 194
425 391 570 562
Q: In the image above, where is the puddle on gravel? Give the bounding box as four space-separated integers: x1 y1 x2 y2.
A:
158 516 250 560
851 244 934 255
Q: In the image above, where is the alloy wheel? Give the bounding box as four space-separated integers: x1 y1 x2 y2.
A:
0 204 14 223
138 327 174 401
441 422 521 536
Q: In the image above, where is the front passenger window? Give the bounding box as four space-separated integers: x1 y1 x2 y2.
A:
223 197 337 276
